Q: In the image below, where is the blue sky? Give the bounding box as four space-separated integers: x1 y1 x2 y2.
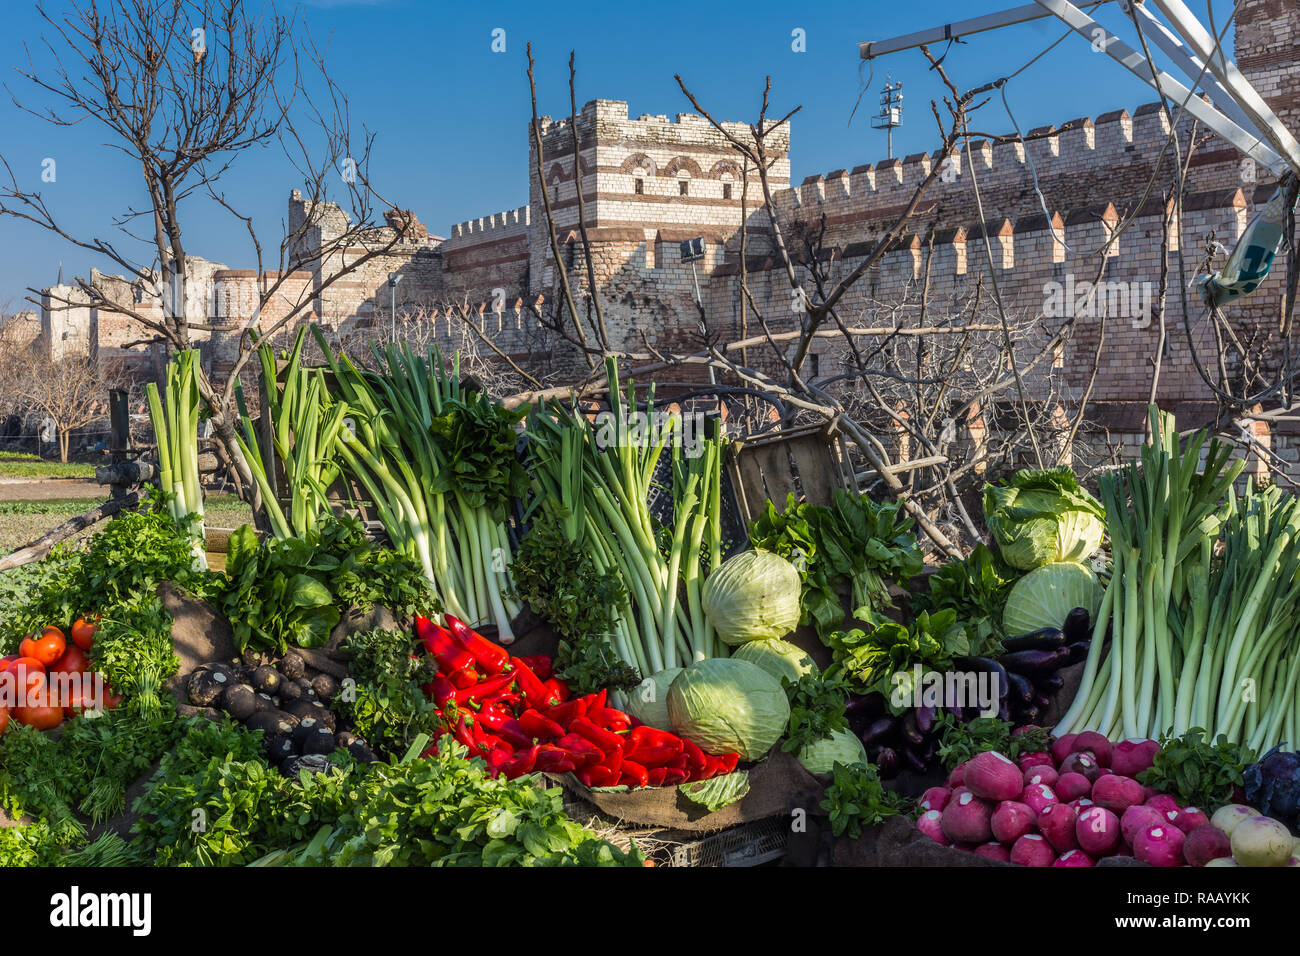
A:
0 0 1238 307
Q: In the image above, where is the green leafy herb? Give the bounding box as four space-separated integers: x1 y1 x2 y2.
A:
1139 729 1257 813
933 713 1053 771
510 511 640 693
917 543 1018 654
819 761 910 839
429 392 530 521
680 771 751 812
782 672 852 754
749 490 922 639
336 627 440 755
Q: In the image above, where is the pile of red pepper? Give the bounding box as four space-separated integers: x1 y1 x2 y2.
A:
416 614 740 788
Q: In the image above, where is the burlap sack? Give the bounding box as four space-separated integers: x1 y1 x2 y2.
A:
550 747 825 833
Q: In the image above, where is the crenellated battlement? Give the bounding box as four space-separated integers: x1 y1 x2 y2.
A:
444 206 531 246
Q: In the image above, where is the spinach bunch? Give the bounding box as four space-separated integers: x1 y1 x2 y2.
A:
917 543 1019 655
824 608 969 699
429 392 530 520
749 489 923 639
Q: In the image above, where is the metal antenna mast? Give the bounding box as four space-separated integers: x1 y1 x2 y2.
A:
871 76 904 159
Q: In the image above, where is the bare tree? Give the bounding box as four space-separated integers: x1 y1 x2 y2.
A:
0 0 413 502
10 348 122 462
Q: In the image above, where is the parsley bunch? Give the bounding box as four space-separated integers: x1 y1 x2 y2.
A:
1139 729 1257 813
819 761 910 839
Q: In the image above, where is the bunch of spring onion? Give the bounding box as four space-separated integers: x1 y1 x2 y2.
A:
311 328 523 641
1054 406 1271 743
234 327 351 540
526 358 725 677
145 349 207 569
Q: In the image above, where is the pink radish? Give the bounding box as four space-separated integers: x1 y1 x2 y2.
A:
1018 751 1054 772
1182 824 1232 867
1071 731 1112 767
1038 803 1080 853
1021 782 1059 815
1141 785 1161 802
1068 797 1095 812
940 790 994 844
1010 833 1055 867
1144 793 1178 815
1056 772 1092 802
965 751 1025 801
991 801 1036 843
1023 764 1059 789
1170 807 1209 833
918 787 951 813
947 763 967 788
1133 823 1186 867
1050 734 1078 766
1111 738 1160 778
974 842 1012 862
1053 849 1095 867
1059 751 1102 782
1076 805 1121 855
1121 804 1167 846
1091 775 1144 813
916 809 947 844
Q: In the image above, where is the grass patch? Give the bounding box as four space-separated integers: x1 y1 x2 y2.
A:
0 452 96 479
0 494 253 555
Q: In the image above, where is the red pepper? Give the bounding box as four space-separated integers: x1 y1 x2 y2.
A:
447 666 480 690
555 732 603 769
569 715 624 753
516 655 553 680
716 752 740 774
499 744 539 778
477 707 533 750
483 747 513 775
592 689 608 710
543 677 570 703
600 746 623 779
625 726 684 766
458 671 517 705
624 743 680 769
517 708 565 741
619 758 650 789
659 766 690 786
544 697 587 726
488 691 523 712
445 614 511 675
533 744 578 774
647 767 668 787
680 738 708 775
426 674 458 707
587 706 631 732
512 660 560 709
453 715 476 750
576 765 619 788
416 616 477 675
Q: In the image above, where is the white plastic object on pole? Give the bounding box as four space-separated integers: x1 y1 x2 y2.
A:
1029 0 1289 175
1195 178 1300 308
1147 0 1300 176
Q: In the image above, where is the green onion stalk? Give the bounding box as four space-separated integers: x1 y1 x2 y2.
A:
1053 407 1244 741
145 349 207 570
310 328 522 641
526 358 725 677
234 327 350 540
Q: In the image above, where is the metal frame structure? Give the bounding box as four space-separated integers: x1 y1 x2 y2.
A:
859 0 1300 177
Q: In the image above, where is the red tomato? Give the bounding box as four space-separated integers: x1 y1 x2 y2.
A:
14 704 62 731
0 655 17 673
49 645 89 676
30 628 66 667
9 656 46 674
70 617 98 651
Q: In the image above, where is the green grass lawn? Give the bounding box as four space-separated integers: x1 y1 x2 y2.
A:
0 452 96 479
0 493 253 555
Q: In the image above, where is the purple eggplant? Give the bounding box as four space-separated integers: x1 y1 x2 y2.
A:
901 710 925 747
999 646 1071 674
953 656 1010 700
859 716 897 747
1001 628 1067 652
903 747 929 774
1065 641 1092 665
1063 607 1092 644
997 699 1012 722
1036 673 1066 693
874 746 899 777
845 692 886 718
1007 671 1035 704
914 705 936 736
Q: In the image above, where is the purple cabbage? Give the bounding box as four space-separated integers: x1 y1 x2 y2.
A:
1244 745 1300 828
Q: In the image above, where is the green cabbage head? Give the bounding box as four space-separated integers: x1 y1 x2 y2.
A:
702 549 802 645
623 667 682 731
982 467 1105 570
732 639 818 685
796 728 868 775
1002 560 1102 636
667 658 790 760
